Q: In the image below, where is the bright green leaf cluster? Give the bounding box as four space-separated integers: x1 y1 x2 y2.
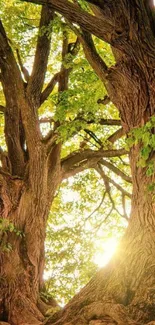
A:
127 117 155 170
0 218 23 252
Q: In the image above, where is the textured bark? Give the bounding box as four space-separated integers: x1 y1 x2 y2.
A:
0 14 62 324
0 151 61 324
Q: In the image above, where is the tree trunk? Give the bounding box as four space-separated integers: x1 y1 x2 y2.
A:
0 151 61 325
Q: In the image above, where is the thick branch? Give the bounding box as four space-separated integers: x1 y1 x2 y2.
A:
16 49 30 82
87 0 155 44
58 31 70 93
22 0 114 44
62 156 100 180
27 5 54 106
40 72 59 104
0 20 26 176
43 132 58 151
107 127 124 144
75 116 121 127
40 36 80 105
58 34 80 93
72 28 108 83
23 0 155 66
0 20 42 172
62 148 128 173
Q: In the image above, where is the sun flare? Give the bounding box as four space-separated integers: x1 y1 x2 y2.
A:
94 237 118 268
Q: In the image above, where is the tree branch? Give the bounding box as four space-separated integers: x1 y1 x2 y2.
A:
67 13 108 83
62 156 100 180
43 131 58 151
40 36 80 106
96 163 131 221
16 48 30 82
84 129 103 147
84 190 106 221
96 167 131 199
96 164 130 220
75 116 121 127
122 193 129 220
46 36 81 176
108 176 132 198
82 126 124 147
100 159 132 183
58 30 70 93
27 5 55 107
107 127 124 144
61 148 128 175
40 72 59 105
0 20 26 176
73 28 108 83
0 105 5 113
0 20 42 175
97 95 110 105
23 0 155 65
99 119 121 126
39 117 55 124
22 0 114 44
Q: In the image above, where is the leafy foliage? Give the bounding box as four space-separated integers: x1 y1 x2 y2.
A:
127 116 155 170
0 218 23 252
45 169 129 304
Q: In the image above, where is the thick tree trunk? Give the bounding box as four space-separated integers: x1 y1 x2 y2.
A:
0 152 61 325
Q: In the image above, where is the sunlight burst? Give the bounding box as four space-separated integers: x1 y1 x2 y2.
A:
94 237 118 268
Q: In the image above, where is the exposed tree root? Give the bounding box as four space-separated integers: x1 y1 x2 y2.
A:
44 300 155 325
45 301 139 325
2 298 155 325
37 296 60 317
6 293 44 325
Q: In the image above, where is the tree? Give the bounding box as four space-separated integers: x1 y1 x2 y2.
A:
0 0 154 324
